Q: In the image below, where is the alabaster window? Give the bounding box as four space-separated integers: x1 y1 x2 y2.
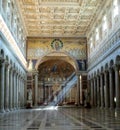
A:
103 15 107 34
113 0 119 18
11 12 14 28
14 16 17 34
2 0 7 12
90 38 93 50
6 1 11 18
22 37 25 47
108 11 112 30
96 27 99 42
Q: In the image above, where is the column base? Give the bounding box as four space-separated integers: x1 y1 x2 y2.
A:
100 106 104 109
115 107 120 111
110 107 114 110
0 109 5 113
104 107 109 110
9 108 14 111
6 108 10 112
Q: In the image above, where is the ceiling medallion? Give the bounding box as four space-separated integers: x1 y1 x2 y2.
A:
51 39 63 51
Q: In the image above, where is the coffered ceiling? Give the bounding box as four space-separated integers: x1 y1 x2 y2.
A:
16 0 105 38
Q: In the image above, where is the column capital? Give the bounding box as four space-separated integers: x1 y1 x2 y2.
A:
5 60 9 66
13 68 17 73
109 67 113 73
100 71 104 75
34 70 39 76
94 76 97 80
113 64 120 71
96 73 100 77
104 70 109 75
0 58 5 64
76 72 80 76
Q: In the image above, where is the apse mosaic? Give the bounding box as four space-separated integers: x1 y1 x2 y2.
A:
27 37 87 60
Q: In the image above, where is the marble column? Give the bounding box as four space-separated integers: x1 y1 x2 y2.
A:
35 72 38 106
100 73 104 108
80 75 82 105
97 75 100 107
49 86 51 102
22 79 25 108
12 69 16 110
20 77 22 108
93 77 97 107
16 73 19 109
43 84 45 102
114 65 120 109
18 75 21 109
23 79 25 108
15 71 18 109
0 58 5 113
4 62 10 112
109 68 114 109
24 78 27 108
9 67 13 111
77 74 80 105
20 77 23 108
14 71 17 110
90 79 94 106
104 71 109 108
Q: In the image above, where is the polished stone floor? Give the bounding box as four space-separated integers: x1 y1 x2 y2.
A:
0 106 120 130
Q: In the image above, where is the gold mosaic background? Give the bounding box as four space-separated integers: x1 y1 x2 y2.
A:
27 37 87 60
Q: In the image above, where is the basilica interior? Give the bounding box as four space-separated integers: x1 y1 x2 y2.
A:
0 0 120 130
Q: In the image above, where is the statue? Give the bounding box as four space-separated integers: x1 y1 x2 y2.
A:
28 89 32 100
28 59 33 70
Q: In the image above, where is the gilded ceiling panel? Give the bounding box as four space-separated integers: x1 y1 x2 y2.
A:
16 0 105 37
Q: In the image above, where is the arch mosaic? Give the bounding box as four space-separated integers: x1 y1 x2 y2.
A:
35 51 79 72
27 37 87 72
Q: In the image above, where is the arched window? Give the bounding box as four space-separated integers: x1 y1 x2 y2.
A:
90 38 93 49
113 0 118 17
103 15 107 33
96 28 99 41
2 0 7 12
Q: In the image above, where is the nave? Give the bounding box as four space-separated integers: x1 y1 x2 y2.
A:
0 107 120 130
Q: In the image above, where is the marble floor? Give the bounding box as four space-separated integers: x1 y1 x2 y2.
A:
0 106 120 130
